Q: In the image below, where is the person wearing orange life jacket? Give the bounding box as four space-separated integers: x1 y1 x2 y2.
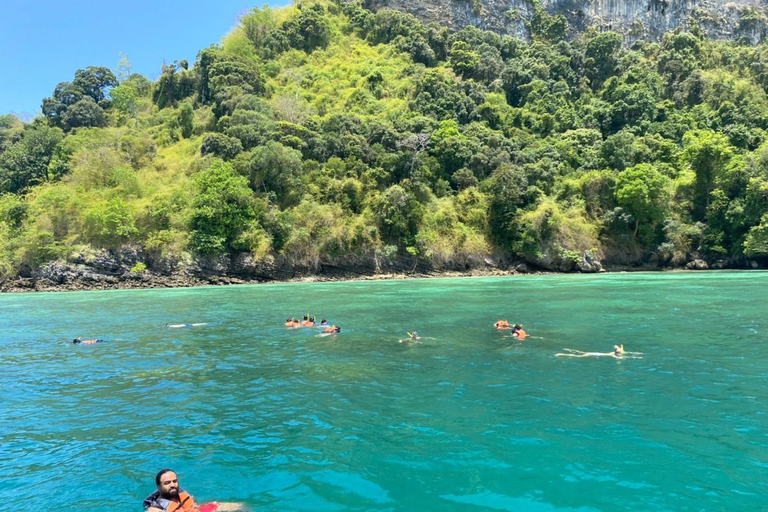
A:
143 469 249 512
143 469 200 512
512 324 527 340
494 320 510 330
322 325 340 333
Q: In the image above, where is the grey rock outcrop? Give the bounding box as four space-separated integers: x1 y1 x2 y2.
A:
685 258 709 269
578 251 604 272
367 0 768 43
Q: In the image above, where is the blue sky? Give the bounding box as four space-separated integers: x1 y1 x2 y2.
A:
1 1 290 118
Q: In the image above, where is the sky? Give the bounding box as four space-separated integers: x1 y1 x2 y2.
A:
0 0 290 118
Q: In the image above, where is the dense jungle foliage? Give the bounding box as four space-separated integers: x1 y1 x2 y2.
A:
3 0 768 277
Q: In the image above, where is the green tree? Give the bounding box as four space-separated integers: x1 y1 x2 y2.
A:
449 41 480 79
529 3 568 43
62 97 108 131
73 66 118 103
487 163 529 245
614 163 671 246
41 82 83 127
374 184 424 245
240 5 279 48
283 4 331 54
744 214 768 257
191 160 257 254
179 102 194 138
110 79 143 128
72 66 117 103
585 32 623 89
240 141 303 208
682 130 735 220
200 133 243 160
84 197 138 247
0 125 64 193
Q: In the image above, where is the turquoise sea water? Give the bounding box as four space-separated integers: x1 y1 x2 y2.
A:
2 272 768 511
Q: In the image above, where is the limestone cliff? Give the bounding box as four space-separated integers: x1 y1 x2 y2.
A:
366 0 768 42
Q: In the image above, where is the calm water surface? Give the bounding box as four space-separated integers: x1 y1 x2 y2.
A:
1 272 767 511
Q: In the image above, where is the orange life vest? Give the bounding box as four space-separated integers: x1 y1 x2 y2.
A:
148 491 196 512
168 492 197 512
516 329 527 339
495 320 510 329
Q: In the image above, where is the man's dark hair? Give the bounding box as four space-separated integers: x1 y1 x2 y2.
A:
155 468 176 485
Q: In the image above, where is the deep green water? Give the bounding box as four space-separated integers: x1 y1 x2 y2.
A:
2 272 768 511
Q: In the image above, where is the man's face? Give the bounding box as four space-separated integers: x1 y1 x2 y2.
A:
157 471 180 497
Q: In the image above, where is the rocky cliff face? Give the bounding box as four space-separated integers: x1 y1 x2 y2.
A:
367 0 768 43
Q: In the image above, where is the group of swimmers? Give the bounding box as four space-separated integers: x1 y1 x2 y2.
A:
285 315 340 334
493 320 641 359
74 317 641 359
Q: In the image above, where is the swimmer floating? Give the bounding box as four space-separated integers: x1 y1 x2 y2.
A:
398 331 434 344
495 321 528 339
72 336 104 344
556 345 643 359
317 325 341 337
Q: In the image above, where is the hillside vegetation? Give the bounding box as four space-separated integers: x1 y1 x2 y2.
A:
3 0 768 280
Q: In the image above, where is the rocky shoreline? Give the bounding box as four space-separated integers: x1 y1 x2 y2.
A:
0 247 763 293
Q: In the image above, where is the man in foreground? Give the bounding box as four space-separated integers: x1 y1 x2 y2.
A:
143 469 248 512
143 469 198 512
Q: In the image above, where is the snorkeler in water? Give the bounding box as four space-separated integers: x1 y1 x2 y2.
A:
556 345 642 359
398 331 435 344
511 324 527 339
317 325 341 337
73 336 104 345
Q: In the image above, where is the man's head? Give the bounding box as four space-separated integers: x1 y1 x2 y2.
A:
155 469 180 498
